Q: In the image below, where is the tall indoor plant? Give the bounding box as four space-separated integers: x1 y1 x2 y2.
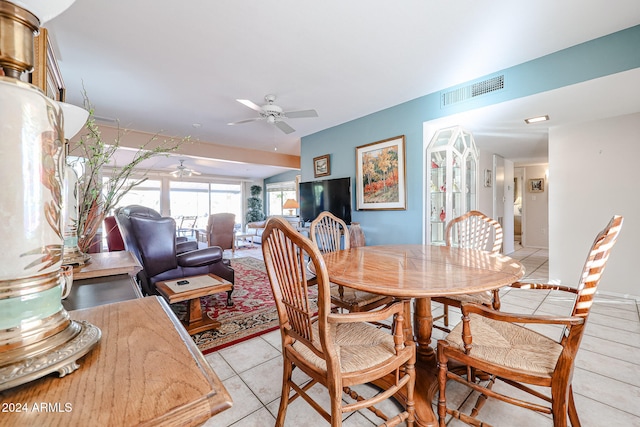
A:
246 184 266 224
70 93 187 253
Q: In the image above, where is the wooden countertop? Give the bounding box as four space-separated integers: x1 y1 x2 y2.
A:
73 251 142 280
0 297 232 426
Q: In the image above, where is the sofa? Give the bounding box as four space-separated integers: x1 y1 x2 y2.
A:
246 216 300 244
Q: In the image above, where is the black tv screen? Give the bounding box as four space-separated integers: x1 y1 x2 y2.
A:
299 177 352 224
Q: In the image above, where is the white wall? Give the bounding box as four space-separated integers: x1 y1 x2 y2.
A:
550 112 639 298
522 164 549 248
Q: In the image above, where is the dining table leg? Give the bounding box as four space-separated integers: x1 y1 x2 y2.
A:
375 297 440 426
412 296 440 426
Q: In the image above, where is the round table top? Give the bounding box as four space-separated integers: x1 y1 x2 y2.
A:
321 244 524 298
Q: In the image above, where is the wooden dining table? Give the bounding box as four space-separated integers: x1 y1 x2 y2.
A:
322 244 524 427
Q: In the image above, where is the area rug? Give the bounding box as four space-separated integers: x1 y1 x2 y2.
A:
170 257 279 354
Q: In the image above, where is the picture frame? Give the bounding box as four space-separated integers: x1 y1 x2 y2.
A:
313 154 331 178
528 178 545 193
31 28 65 102
355 135 406 210
484 169 493 188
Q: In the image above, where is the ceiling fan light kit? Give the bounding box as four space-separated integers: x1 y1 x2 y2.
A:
228 94 318 134
170 159 201 178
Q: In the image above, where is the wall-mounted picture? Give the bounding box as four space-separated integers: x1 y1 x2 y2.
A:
528 178 545 193
313 154 330 178
355 135 406 210
484 169 493 188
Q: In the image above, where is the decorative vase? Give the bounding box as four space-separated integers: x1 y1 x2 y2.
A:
0 0 99 392
349 222 366 247
439 208 446 222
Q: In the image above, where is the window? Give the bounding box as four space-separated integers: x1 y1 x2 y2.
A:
170 180 242 230
170 181 210 229
105 178 161 214
266 181 297 216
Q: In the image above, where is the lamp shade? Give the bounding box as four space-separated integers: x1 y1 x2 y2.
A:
58 101 89 139
11 0 76 23
283 199 299 209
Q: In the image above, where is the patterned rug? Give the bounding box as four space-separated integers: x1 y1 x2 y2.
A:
170 257 280 354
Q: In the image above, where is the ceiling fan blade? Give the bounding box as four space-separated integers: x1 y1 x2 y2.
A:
283 109 318 119
237 99 263 112
275 121 296 134
228 117 264 125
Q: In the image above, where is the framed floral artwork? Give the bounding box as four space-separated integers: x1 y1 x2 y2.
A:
313 154 330 177
355 135 406 210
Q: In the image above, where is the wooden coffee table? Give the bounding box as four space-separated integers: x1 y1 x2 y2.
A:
156 274 233 335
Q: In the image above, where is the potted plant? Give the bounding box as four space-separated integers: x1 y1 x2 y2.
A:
246 184 266 224
69 93 187 253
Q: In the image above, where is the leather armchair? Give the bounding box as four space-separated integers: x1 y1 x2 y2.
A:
205 213 235 250
116 205 234 303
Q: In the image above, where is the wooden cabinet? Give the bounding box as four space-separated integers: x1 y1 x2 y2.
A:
426 126 478 245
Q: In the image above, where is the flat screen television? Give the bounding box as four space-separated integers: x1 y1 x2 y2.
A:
299 177 352 224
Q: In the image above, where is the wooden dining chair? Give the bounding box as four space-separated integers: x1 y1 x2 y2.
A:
310 211 393 313
432 210 503 331
436 215 623 427
262 217 416 427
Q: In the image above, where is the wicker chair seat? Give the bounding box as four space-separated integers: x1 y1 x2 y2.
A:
446 313 563 377
329 284 389 308
293 321 396 373
439 291 493 306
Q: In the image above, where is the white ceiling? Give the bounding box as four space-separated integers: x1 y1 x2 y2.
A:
44 1 640 178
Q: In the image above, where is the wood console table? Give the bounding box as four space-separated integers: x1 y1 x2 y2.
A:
72 251 142 280
0 297 233 426
63 251 144 311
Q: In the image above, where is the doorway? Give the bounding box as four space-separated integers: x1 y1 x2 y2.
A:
514 168 524 246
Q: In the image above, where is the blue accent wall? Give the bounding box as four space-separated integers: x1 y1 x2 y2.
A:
300 25 640 246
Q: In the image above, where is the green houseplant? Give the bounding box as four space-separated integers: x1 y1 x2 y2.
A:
246 184 266 224
70 93 187 253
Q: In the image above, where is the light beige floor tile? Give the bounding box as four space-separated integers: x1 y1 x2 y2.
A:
573 368 640 417
229 407 276 426
205 351 236 381
573 393 640 427
580 334 640 365
583 322 640 348
218 335 281 373
240 356 285 405
266 383 345 426
203 375 263 427
576 348 640 386
262 329 282 351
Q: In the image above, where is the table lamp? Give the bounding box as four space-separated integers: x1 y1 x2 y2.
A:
283 199 299 216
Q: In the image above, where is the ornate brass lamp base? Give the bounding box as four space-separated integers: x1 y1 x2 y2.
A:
0 320 101 392
62 246 91 266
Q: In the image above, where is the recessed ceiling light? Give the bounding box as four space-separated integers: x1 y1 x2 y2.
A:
192 123 202 128
524 115 549 124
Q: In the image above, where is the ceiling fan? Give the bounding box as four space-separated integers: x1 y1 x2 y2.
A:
228 94 318 134
170 159 201 178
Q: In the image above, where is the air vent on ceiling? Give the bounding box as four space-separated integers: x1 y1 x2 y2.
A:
441 75 505 107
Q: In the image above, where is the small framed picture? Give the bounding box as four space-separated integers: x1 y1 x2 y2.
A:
484 169 492 188
313 154 330 178
528 178 545 193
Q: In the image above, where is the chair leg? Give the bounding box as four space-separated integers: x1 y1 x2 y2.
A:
328 381 343 427
550 382 570 427
437 348 448 426
568 385 581 427
275 357 294 427
443 303 449 327
406 358 416 427
492 288 501 310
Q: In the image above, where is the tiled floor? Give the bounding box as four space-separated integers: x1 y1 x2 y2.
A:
204 245 640 426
